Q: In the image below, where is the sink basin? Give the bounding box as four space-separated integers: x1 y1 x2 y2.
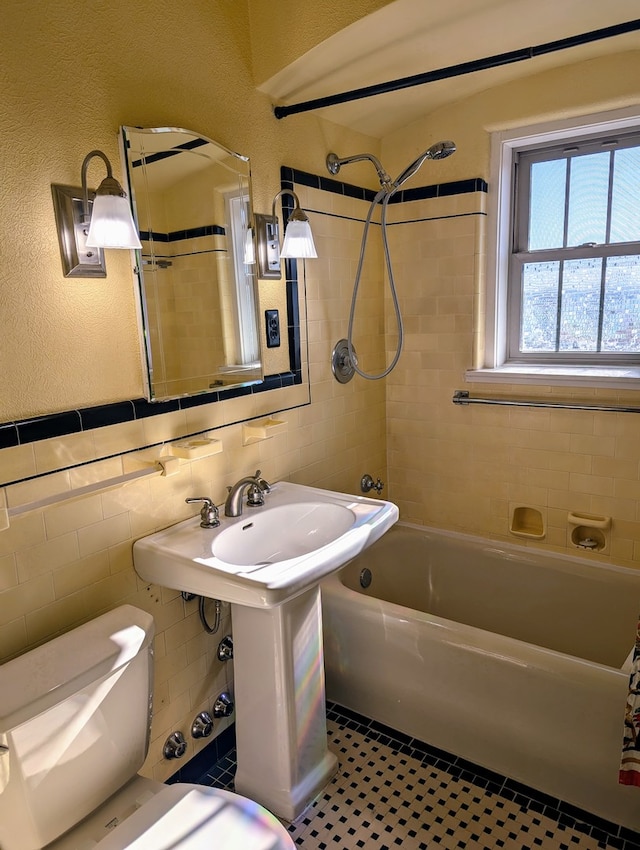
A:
133 481 398 607
212 502 356 566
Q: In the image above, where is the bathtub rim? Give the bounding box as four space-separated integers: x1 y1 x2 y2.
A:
323 520 640 674
358 519 640 580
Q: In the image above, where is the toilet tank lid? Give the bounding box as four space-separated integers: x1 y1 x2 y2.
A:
0 605 155 731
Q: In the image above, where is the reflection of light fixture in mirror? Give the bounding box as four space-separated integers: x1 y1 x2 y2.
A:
255 189 317 280
52 149 141 278
244 226 256 265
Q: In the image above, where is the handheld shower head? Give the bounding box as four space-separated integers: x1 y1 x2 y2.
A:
393 140 456 188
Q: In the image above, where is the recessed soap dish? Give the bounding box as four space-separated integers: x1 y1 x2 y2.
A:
242 418 287 445
509 505 545 539
170 438 222 459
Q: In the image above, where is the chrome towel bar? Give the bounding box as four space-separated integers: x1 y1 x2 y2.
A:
452 390 640 414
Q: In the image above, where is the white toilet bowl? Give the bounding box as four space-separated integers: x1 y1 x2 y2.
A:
47 781 294 849
0 605 294 850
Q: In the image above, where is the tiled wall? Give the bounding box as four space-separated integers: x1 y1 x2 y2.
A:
385 189 640 568
0 175 387 781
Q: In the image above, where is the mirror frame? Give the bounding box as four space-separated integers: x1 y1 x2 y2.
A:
121 125 265 402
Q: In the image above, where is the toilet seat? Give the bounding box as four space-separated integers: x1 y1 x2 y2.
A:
53 784 294 850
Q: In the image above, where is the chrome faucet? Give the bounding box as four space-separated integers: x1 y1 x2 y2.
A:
224 470 271 517
185 497 220 528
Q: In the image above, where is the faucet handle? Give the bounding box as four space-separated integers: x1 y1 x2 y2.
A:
246 483 266 507
253 469 271 493
185 497 220 528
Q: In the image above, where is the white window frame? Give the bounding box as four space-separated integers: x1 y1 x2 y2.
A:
469 106 640 389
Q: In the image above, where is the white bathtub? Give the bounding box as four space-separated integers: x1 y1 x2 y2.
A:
321 523 640 831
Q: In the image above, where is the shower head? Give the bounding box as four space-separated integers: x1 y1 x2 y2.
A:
393 140 456 188
326 152 392 188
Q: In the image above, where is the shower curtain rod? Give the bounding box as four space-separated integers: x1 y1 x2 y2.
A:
273 18 640 120
452 390 640 414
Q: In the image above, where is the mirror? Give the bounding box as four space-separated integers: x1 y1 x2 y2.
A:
122 126 262 401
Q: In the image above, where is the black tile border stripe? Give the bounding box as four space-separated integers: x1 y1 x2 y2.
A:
281 166 487 203
139 224 226 242
2 164 481 456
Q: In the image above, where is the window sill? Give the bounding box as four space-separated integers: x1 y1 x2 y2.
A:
466 365 640 390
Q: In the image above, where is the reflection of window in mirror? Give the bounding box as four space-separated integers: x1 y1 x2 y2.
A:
226 192 259 366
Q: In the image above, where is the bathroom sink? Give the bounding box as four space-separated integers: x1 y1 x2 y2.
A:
133 481 398 607
211 502 356 566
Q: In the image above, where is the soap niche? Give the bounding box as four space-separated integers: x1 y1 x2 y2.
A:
567 511 610 554
510 505 545 540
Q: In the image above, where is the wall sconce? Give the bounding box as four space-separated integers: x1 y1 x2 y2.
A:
255 189 317 280
51 149 141 278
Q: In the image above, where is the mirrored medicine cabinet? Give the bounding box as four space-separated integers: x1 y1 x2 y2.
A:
122 126 263 402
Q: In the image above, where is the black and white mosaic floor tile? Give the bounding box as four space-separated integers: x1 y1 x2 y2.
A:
191 703 640 850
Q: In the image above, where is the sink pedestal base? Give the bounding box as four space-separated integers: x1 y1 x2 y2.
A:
231 585 338 821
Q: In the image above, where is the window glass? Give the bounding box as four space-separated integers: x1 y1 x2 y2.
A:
611 148 640 243
566 153 609 247
521 261 560 351
529 159 565 250
558 258 601 351
601 254 640 351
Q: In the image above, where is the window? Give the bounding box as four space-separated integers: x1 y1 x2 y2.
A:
477 110 640 387
511 134 640 363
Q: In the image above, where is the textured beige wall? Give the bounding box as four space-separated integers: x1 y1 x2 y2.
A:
247 0 394 85
381 51 640 182
0 0 377 422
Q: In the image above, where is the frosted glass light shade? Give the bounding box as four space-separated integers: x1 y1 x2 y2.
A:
86 193 142 249
280 219 317 259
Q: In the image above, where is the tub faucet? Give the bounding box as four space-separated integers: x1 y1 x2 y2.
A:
224 470 271 517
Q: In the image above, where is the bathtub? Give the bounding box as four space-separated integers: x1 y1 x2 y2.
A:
320 523 640 831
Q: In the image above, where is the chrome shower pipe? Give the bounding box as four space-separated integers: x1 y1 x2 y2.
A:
326 152 392 189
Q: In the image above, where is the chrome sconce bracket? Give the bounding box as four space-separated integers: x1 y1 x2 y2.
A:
254 189 317 280
254 212 282 279
51 183 106 278
51 148 140 279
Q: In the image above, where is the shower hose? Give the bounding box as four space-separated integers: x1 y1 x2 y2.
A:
347 185 404 380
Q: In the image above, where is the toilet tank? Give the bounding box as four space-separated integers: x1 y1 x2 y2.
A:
0 605 155 850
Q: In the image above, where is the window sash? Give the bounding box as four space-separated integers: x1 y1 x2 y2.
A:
507 132 640 365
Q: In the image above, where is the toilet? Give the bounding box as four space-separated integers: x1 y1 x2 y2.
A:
0 605 294 849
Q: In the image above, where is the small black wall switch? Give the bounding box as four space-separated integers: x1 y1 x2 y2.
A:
265 309 280 348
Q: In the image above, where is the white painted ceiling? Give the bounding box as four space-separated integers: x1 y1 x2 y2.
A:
261 0 640 138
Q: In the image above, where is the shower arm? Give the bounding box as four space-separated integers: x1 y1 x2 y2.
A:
326 152 392 189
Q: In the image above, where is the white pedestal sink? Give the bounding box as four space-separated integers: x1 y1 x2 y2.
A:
133 482 398 820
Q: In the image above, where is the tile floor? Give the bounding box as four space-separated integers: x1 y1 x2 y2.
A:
182 703 640 850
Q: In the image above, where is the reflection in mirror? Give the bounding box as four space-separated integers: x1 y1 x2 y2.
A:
122 126 262 401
